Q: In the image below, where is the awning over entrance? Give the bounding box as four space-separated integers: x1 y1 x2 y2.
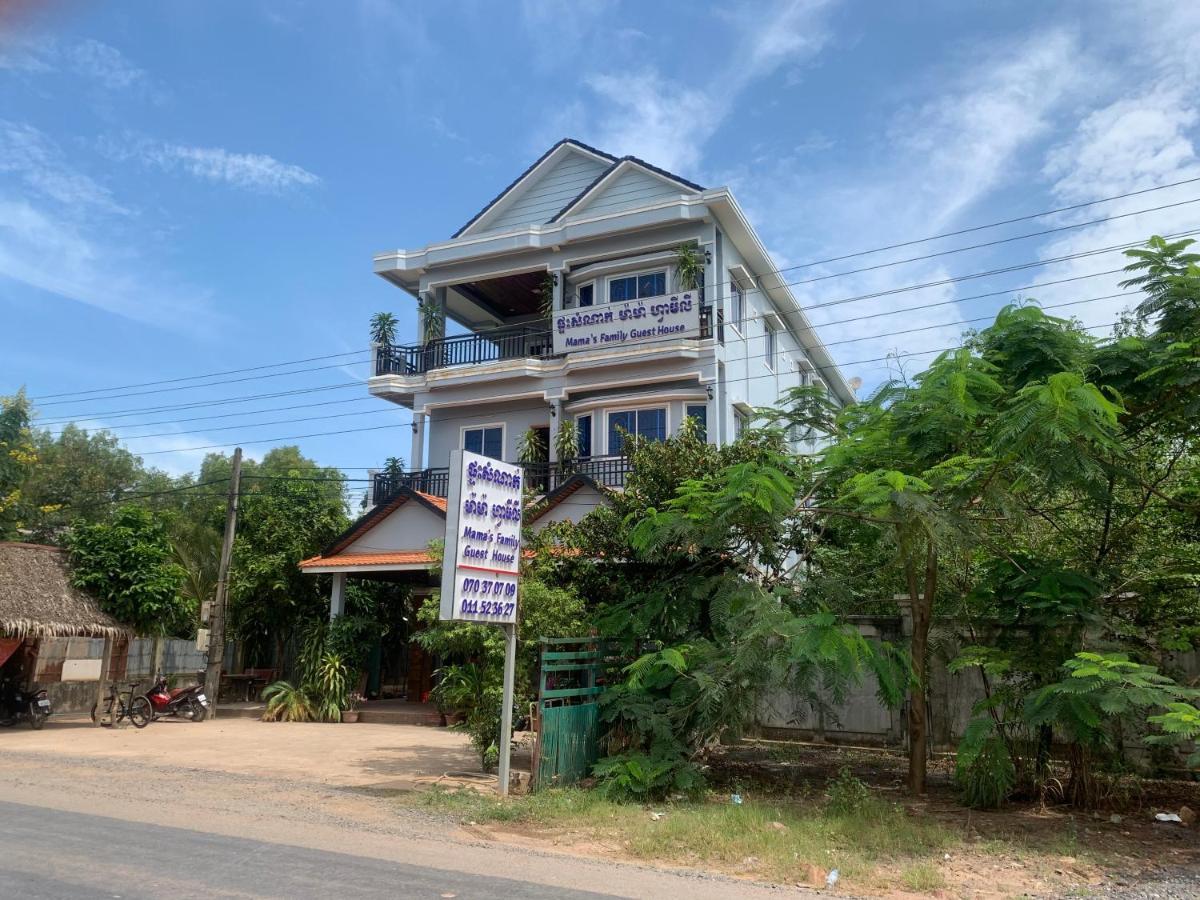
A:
298 550 436 573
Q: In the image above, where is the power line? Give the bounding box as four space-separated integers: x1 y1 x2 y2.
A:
54 288 1136 444
31 355 374 408
25 207 1191 413
38 396 384 434
28 349 371 401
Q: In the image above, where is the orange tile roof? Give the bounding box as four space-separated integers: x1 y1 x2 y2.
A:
299 550 435 569
414 491 448 511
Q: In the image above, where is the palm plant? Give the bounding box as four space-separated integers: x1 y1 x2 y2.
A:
369 311 399 346
674 243 703 292
538 273 556 319
261 680 315 722
517 427 547 464
383 456 406 479
418 296 445 344
554 420 579 471
313 651 349 722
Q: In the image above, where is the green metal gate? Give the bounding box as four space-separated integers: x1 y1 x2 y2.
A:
532 637 610 789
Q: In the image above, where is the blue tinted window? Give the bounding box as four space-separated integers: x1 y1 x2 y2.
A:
635 408 666 442
686 404 707 441
577 414 592 458
609 276 635 302
608 410 635 453
464 426 503 460
578 283 594 307
609 271 667 303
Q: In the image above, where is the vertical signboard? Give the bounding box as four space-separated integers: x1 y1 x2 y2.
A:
440 449 522 623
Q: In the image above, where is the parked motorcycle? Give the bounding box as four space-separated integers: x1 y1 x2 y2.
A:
145 672 209 722
0 676 51 729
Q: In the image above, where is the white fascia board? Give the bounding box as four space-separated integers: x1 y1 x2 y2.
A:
703 192 856 406
301 563 431 574
372 194 716 282
458 143 614 239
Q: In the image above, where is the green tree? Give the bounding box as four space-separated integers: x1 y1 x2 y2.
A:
0 390 36 539
66 505 191 636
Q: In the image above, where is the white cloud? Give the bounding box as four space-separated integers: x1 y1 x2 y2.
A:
64 38 147 90
566 0 836 175
0 120 126 211
0 123 220 332
0 34 153 94
106 137 321 193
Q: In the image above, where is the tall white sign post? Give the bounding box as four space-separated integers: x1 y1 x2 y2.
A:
440 450 523 795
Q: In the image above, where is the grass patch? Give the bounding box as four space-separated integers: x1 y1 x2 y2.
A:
901 862 947 892
403 786 953 887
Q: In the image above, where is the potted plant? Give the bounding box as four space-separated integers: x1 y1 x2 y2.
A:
342 691 363 723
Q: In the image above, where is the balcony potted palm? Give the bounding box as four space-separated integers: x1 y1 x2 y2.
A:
370 312 399 373
555 420 579 476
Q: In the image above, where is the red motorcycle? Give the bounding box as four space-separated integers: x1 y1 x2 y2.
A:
146 672 209 722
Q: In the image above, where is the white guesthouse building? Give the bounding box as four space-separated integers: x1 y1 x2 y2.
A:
300 139 854 622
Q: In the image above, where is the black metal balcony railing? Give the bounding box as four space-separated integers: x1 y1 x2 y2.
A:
372 455 631 505
374 304 720 376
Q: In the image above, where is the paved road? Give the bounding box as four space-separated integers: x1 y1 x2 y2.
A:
0 800 614 899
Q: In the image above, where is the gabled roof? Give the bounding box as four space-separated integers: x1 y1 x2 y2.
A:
548 156 703 223
526 474 612 523
452 138 703 238
318 486 447 559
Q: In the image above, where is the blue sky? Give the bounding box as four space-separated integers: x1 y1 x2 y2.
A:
2 1 1198 479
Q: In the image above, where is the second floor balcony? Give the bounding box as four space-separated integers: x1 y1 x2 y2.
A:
372 454 632 505
374 303 723 377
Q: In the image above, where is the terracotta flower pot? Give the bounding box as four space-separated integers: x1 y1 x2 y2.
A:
341 710 360 723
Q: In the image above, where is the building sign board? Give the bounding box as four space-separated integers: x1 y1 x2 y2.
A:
552 292 700 355
440 450 522 624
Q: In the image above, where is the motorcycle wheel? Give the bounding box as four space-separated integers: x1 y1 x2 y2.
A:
129 696 152 729
28 703 47 730
190 698 208 722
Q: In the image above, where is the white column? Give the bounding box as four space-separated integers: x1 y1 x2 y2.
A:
548 399 563 463
329 573 346 621
411 413 426 470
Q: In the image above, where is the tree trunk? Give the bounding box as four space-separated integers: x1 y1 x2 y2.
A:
906 540 937 795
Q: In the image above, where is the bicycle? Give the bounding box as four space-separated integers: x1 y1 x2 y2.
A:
89 681 152 728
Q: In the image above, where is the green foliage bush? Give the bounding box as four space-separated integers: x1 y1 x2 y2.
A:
825 766 872 814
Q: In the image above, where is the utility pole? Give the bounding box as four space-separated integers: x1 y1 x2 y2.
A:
204 448 242 720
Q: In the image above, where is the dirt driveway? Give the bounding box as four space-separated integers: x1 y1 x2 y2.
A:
3 714 482 790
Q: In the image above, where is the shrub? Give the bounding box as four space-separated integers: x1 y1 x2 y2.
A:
592 750 703 802
261 680 315 722
825 766 871 814
955 718 1017 808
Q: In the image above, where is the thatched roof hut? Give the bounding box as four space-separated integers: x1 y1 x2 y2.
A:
0 542 125 639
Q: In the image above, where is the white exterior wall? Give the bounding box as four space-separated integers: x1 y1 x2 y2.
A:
344 501 445 553
427 401 552 467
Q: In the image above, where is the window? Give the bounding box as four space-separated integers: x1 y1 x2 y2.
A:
608 270 666 303
765 322 778 371
463 425 503 460
577 283 594 308
730 274 744 329
734 408 750 439
685 404 707 442
797 361 812 387
608 408 666 454
577 414 592 458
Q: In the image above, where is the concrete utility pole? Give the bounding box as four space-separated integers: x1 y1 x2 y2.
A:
203 448 242 719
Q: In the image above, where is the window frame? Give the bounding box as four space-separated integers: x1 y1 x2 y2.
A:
685 403 708 442
576 413 592 459
606 268 668 304
605 405 669 454
460 422 506 460
765 321 778 371
734 407 751 440
576 281 595 308
729 272 746 334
